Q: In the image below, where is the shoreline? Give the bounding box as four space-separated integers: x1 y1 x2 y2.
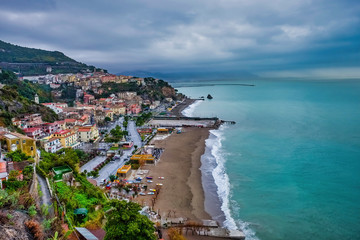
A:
176 99 236 230
137 99 240 239
171 98 196 117
136 127 212 222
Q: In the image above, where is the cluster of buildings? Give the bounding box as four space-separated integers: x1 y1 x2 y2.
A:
20 71 169 125
11 113 100 153
20 71 145 94
0 128 37 187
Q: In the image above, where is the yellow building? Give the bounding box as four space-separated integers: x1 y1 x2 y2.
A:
52 129 79 148
117 165 131 178
110 105 126 115
0 131 37 157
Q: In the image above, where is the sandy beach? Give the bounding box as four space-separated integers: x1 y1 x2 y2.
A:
137 127 211 221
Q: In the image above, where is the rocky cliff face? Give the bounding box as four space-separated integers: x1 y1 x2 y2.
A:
0 210 33 240
161 86 176 98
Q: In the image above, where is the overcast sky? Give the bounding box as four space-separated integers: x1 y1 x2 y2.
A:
0 0 359 78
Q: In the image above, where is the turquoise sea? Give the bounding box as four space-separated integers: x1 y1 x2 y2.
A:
174 79 360 240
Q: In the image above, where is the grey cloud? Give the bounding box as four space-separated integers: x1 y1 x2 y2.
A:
0 0 359 76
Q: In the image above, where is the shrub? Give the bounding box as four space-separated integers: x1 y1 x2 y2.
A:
168 228 186 240
42 217 56 231
25 219 44 240
0 212 9 224
28 204 37 217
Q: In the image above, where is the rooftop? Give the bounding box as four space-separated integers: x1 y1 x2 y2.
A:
52 165 72 175
117 165 131 173
74 227 98 240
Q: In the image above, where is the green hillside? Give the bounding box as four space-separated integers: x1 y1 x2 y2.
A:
0 40 100 75
0 40 76 63
0 70 58 130
0 70 53 103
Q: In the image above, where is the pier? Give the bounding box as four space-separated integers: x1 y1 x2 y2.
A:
221 120 236 124
149 116 236 128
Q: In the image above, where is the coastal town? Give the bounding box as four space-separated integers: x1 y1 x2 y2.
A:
0 67 244 240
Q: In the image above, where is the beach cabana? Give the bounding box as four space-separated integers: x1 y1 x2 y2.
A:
130 154 155 164
117 165 132 178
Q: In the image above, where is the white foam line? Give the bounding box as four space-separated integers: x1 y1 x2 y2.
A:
183 97 259 239
181 100 203 117
208 126 238 230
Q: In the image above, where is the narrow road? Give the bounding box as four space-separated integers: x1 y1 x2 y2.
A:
36 173 54 216
80 155 107 173
93 120 143 185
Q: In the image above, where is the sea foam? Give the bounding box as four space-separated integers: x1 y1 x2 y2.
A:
208 126 238 230
181 100 202 117
208 127 259 239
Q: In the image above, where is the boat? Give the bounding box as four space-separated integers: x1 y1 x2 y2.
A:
207 94 213 99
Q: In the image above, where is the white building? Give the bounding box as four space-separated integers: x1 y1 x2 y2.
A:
41 137 63 153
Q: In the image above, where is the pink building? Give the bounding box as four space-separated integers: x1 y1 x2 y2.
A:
42 122 60 135
23 127 42 139
127 104 142 115
83 94 95 104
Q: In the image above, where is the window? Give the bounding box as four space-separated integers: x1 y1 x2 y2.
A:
23 140 26 143
16 141 19 144
31 147 34 151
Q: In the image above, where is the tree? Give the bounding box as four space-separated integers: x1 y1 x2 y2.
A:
6 150 31 162
104 200 156 240
22 165 34 181
105 116 111 122
8 170 21 180
109 175 117 182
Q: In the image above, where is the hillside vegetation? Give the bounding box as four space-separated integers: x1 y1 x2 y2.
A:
0 40 101 75
0 71 58 130
0 70 52 103
0 40 76 63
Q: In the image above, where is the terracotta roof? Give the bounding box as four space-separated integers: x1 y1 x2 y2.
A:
78 128 91 132
65 119 77 123
43 122 57 126
23 127 41 132
54 130 71 135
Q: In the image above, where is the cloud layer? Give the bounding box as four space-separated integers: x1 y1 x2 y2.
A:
0 0 359 77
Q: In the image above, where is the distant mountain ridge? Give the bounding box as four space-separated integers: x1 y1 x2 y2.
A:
0 40 101 75
117 70 258 82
